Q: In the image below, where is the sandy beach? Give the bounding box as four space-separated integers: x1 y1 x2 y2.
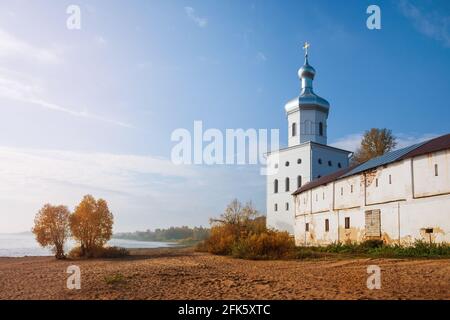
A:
0 248 449 300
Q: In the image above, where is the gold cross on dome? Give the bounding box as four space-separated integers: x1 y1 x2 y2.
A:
303 41 310 56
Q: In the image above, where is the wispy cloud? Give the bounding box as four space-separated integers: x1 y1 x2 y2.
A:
331 132 440 152
184 7 208 28
398 0 450 47
94 35 107 46
0 146 197 232
0 146 264 233
0 28 62 64
0 69 133 128
256 52 267 63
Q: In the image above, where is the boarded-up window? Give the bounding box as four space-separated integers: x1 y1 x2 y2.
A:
325 219 329 232
344 217 350 229
365 209 381 238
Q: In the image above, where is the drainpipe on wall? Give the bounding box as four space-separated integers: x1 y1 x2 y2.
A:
397 202 401 245
304 215 307 245
337 210 340 243
410 158 415 199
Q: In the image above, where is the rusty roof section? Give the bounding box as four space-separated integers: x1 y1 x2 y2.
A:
292 133 450 196
398 133 450 160
292 164 358 196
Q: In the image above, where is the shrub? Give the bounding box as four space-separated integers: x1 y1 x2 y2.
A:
231 230 295 260
202 225 236 255
361 239 384 249
69 246 129 259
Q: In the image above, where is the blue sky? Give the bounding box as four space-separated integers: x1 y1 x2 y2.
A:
0 0 449 232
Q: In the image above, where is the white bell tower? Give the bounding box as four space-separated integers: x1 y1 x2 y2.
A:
285 42 329 147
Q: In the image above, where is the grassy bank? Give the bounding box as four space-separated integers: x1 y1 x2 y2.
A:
293 240 450 260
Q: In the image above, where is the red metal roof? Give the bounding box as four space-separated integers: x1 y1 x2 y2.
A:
292 164 358 196
398 133 450 160
292 133 450 196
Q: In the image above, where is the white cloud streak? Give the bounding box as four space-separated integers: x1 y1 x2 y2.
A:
256 52 267 63
331 132 440 152
0 28 61 64
185 7 208 28
0 70 133 128
0 146 264 233
398 0 450 47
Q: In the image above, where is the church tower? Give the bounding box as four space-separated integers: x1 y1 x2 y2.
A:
285 42 329 147
266 42 351 235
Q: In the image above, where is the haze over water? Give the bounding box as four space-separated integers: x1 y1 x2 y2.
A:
0 233 174 257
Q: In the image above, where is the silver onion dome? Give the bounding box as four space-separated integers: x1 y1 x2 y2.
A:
285 43 330 114
298 57 316 80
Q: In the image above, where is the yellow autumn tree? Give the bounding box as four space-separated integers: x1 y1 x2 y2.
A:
32 204 71 259
352 128 397 164
70 195 114 257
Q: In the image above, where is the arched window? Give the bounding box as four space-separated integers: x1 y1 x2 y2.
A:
297 175 302 188
285 177 290 192
292 122 297 137
319 122 323 136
